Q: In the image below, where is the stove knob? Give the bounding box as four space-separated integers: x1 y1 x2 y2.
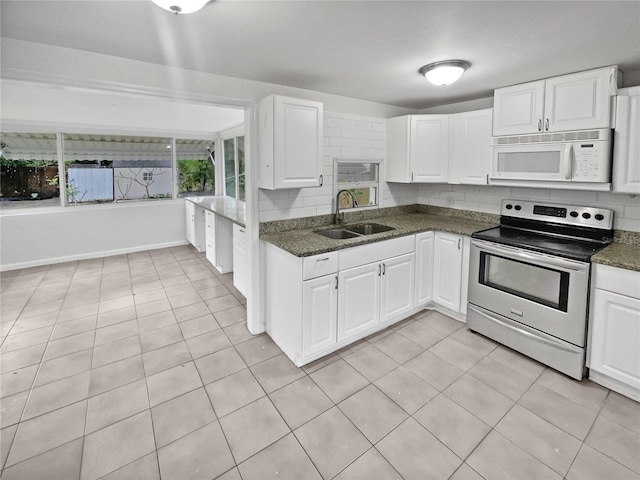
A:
505 204 513 210
570 211 579 218
514 205 522 211
595 214 605 221
582 212 591 219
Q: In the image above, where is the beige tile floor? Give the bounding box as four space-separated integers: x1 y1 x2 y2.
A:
1 245 639 480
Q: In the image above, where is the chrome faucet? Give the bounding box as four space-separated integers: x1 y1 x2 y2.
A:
334 189 358 224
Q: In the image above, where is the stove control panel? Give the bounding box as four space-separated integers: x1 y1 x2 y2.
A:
501 200 613 230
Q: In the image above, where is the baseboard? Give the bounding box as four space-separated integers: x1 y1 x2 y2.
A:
588 370 640 402
0 240 190 272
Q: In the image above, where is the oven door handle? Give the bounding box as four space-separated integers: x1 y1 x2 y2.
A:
471 240 589 273
467 305 582 354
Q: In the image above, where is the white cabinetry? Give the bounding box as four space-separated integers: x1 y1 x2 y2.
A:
449 109 493 185
589 264 640 401
205 210 233 273
414 231 434 305
185 201 206 252
386 115 450 183
338 262 381 340
613 86 640 194
493 67 617 136
432 232 464 312
264 235 416 366
258 95 323 190
302 274 338 358
232 223 247 297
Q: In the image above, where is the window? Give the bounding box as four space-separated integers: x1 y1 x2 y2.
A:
63 134 173 205
334 159 381 210
0 132 60 209
223 135 246 201
224 138 236 199
176 139 215 197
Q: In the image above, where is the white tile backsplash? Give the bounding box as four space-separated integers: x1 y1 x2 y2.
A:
418 184 640 231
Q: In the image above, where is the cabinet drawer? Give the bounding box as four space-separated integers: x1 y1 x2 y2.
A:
339 235 414 271
205 210 215 227
594 264 640 299
233 223 246 245
303 252 338 280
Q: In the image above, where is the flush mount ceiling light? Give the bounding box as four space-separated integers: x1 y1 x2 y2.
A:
150 0 209 14
419 60 471 87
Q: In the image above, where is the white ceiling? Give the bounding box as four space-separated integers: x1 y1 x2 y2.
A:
1 0 639 110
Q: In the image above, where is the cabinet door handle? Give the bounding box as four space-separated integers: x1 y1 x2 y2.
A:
545 119 549 131
335 275 338 290
319 174 323 187
486 174 489 185
411 172 414 182
458 238 461 250
382 263 386 275
378 264 382 276
537 119 542 132
239 229 245 233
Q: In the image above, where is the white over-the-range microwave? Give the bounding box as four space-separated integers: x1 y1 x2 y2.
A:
489 129 613 191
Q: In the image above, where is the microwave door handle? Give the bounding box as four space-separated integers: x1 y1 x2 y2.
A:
565 144 573 180
471 240 588 272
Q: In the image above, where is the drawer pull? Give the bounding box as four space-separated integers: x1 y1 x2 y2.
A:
316 257 330 262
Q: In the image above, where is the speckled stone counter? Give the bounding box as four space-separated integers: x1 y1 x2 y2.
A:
593 242 640 272
185 196 246 227
260 212 497 257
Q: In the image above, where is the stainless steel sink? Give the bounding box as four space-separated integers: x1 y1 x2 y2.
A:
314 228 360 240
314 223 395 240
345 223 395 235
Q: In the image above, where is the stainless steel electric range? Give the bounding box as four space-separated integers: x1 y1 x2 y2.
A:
467 199 614 380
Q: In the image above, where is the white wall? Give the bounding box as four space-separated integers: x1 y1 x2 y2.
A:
417 184 640 232
258 112 419 222
0 201 186 270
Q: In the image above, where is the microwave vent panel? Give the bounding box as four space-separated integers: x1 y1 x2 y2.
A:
494 129 608 145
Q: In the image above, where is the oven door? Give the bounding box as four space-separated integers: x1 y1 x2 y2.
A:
468 240 590 346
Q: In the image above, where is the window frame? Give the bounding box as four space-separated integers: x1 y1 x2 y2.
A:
219 125 245 201
333 157 383 211
1 125 217 212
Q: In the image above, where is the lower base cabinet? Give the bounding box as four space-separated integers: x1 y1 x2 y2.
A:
232 224 248 297
206 211 233 274
589 264 640 400
264 235 417 366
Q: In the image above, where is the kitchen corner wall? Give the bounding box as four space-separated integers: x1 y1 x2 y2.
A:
417 184 640 232
258 112 419 222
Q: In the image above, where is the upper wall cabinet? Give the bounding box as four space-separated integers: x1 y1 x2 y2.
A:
386 115 450 183
613 86 640 194
493 67 618 136
258 95 323 190
449 109 493 185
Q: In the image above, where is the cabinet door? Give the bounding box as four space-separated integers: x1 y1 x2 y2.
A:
590 289 640 391
232 237 247 297
205 211 216 265
544 67 614 132
450 109 493 185
613 86 640 194
414 232 434 305
432 232 463 312
274 96 323 189
380 253 415 324
302 275 338 358
410 115 450 182
338 262 381 341
493 80 545 136
185 201 195 246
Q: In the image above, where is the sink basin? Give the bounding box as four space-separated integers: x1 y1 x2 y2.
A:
314 228 360 240
345 223 395 235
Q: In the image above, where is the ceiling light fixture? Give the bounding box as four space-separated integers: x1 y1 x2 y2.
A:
419 60 471 87
150 0 209 14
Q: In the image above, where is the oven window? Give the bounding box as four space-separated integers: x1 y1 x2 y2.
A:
479 253 569 311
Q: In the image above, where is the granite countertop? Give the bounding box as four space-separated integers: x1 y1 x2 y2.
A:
261 212 497 257
592 243 640 272
186 196 246 227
